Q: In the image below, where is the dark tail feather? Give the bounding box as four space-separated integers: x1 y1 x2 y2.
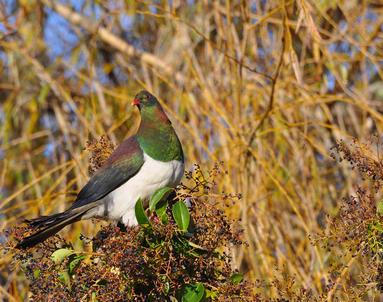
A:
25 211 70 227
16 208 88 249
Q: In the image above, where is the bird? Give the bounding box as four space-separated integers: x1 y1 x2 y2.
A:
16 90 184 248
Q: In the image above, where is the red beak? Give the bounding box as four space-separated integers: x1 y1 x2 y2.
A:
132 98 140 106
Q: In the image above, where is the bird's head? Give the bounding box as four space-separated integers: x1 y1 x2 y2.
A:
132 90 158 110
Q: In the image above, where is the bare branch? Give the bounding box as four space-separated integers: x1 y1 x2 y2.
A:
42 0 183 82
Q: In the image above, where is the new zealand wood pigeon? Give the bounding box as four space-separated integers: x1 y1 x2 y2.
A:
17 90 184 248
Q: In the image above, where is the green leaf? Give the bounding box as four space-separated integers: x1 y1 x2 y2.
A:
33 269 41 279
155 200 169 224
91 292 98 302
182 283 205 302
58 271 71 286
38 84 50 104
205 289 218 299
230 272 244 284
135 198 149 225
149 187 172 212
68 255 85 275
172 201 190 232
164 281 170 295
369 221 383 233
377 200 383 216
51 248 74 264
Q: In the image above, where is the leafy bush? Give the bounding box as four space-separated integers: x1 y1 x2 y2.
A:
8 164 254 301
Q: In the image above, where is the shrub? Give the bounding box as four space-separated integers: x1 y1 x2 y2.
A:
8 164 255 301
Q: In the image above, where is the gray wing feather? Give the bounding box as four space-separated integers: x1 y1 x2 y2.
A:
70 136 144 209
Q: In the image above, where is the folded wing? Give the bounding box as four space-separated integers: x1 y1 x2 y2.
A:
70 136 144 209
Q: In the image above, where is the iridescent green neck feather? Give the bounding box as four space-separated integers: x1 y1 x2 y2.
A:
137 104 184 162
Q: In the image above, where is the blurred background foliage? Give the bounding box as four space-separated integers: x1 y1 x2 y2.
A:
1 0 383 300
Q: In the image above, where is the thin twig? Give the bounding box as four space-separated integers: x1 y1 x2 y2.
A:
246 18 286 149
326 255 357 302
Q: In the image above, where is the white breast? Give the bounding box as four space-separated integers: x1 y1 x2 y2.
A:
94 153 184 225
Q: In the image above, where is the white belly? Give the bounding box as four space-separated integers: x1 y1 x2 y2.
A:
88 153 184 225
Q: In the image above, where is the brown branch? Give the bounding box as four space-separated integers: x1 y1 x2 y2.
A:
41 0 183 82
135 0 294 81
176 18 273 81
1 41 98 140
246 11 288 150
247 36 285 147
